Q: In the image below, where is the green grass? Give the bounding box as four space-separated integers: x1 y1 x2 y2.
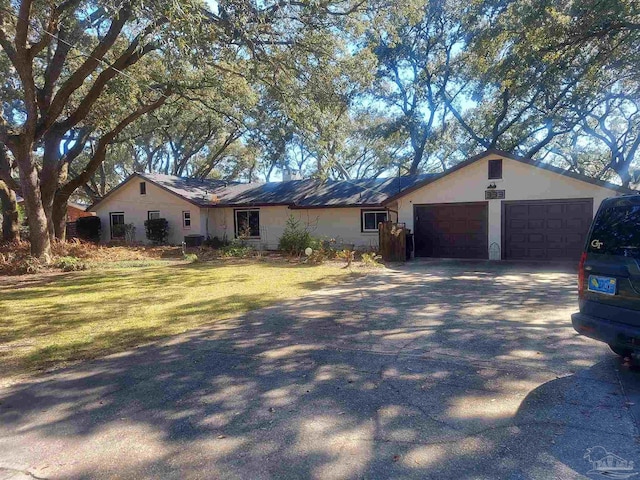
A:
0 260 354 380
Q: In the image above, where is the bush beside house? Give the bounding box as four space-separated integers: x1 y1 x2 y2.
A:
144 218 169 244
278 215 318 255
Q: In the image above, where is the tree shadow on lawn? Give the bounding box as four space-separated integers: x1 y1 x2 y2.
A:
0 263 357 375
1 262 637 478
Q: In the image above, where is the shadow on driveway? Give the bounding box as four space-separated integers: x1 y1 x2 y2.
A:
0 260 639 479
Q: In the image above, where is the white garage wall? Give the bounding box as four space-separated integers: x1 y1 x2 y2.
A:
202 206 382 250
395 153 622 259
92 177 201 244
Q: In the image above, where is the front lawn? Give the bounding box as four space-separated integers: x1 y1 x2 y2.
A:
0 260 355 381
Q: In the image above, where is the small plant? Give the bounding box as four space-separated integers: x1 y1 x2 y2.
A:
55 256 88 271
144 218 169 244
306 244 332 264
124 224 136 244
220 240 253 257
183 253 199 263
236 225 253 245
76 216 101 242
19 256 44 274
361 252 383 268
336 249 355 267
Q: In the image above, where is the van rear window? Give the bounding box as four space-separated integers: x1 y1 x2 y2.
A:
588 204 640 258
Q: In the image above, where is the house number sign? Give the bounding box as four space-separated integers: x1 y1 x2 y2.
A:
485 189 506 200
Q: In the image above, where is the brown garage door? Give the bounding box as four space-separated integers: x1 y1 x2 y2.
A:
414 203 488 258
503 199 593 261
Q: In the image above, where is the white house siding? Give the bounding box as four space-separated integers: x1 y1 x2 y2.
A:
92 179 201 245
201 206 382 250
395 152 621 259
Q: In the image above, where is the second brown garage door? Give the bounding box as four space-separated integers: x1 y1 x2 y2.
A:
414 203 488 258
503 199 593 261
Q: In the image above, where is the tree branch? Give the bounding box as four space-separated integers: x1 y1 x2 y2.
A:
42 3 134 131
60 91 171 196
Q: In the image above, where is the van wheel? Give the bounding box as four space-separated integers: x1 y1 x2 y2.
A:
609 344 633 357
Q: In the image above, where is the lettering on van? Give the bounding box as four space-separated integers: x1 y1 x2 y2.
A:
591 239 603 249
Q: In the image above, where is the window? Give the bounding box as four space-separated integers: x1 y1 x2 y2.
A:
148 211 160 220
488 159 502 179
587 203 640 259
361 210 388 232
140 182 146 195
183 211 191 229
110 212 125 239
235 209 260 238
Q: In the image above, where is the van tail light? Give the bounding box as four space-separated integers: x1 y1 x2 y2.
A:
578 252 587 298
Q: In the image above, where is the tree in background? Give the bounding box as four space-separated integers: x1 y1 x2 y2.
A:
0 142 19 241
0 0 381 258
576 85 640 187
369 0 464 174
448 0 639 181
0 0 203 257
2 0 638 259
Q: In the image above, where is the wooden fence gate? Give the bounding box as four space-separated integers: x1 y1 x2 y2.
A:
378 221 407 262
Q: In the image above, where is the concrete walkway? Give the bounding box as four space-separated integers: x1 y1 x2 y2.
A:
1 260 639 479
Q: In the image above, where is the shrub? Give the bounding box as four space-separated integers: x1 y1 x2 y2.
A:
55 256 88 271
144 218 169 244
4 255 44 274
278 215 316 255
220 240 253 258
183 253 199 263
361 252 383 268
76 216 101 242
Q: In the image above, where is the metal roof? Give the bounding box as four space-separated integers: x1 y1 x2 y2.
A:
131 172 436 208
91 150 635 212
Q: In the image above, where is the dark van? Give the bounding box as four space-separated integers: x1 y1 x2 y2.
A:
572 194 640 357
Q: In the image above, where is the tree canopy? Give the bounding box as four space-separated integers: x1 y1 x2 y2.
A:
1 0 638 257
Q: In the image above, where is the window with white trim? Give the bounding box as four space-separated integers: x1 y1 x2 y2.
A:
361 210 388 232
235 209 260 238
148 210 160 220
182 211 191 229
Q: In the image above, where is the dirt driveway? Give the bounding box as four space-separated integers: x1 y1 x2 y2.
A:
1 260 638 479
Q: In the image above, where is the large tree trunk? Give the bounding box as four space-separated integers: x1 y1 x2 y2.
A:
40 131 65 239
617 166 632 189
52 194 68 241
0 181 20 242
15 147 52 261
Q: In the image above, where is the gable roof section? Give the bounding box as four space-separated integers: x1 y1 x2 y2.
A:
89 149 636 212
88 172 436 211
382 149 636 205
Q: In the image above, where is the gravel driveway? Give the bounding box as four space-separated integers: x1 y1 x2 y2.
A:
1 260 638 479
